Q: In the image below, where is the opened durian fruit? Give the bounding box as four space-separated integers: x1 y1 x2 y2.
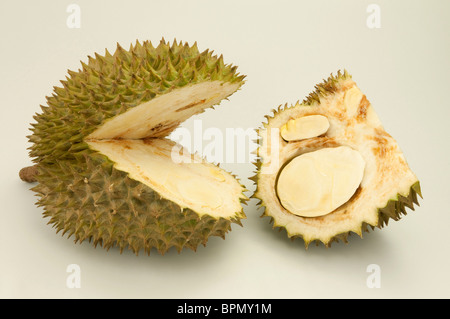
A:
21 39 247 255
253 70 422 247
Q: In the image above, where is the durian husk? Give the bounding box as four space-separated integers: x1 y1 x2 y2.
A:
27 39 247 255
252 70 422 248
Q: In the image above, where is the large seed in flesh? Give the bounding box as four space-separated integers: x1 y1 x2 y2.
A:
280 115 329 141
276 146 366 217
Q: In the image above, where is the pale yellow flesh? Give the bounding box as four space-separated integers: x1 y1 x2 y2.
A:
276 146 365 218
87 81 240 140
256 79 419 243
87 139 244 218
85 82 244 219
280 115 330 141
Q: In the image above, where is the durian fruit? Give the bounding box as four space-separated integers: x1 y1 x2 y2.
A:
21 39 247 255
253 70 422 247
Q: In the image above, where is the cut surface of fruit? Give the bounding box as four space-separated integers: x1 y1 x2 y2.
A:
88 81 240 140
276 146 365 218
87 138 244 218
85 80 245 220
253 70 422 247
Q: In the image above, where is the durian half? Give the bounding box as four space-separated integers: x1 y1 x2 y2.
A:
22 39 247 255
253 70 422 247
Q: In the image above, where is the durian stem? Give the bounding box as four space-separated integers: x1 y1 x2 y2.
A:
19 165 38 183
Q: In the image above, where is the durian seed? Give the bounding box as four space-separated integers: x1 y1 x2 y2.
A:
280 115 329 141
276 146 365 218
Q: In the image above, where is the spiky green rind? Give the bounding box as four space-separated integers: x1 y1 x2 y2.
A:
376 181 422 229
29 39 245 164
28 39 246 254
33 156 245 255
32 153 242 255
302 69 351 106
255 182 422 248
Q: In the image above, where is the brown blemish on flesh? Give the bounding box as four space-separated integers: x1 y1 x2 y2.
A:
367 127 407 177
154 150 170 158
91 139 121 144
372 146 387 158
176 99 206 112
113 127 134 139
290 136 340 152
311 137 340 149
370 134 388 146
142 138 173 159
374 127 392 139
369 128 394 158
349 186 363 202
142 138 155 145
356 95 370 122
152 122 181 137
150 123 163 132
333 111 347 122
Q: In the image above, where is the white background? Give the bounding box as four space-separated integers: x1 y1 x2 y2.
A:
1 0 449 298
